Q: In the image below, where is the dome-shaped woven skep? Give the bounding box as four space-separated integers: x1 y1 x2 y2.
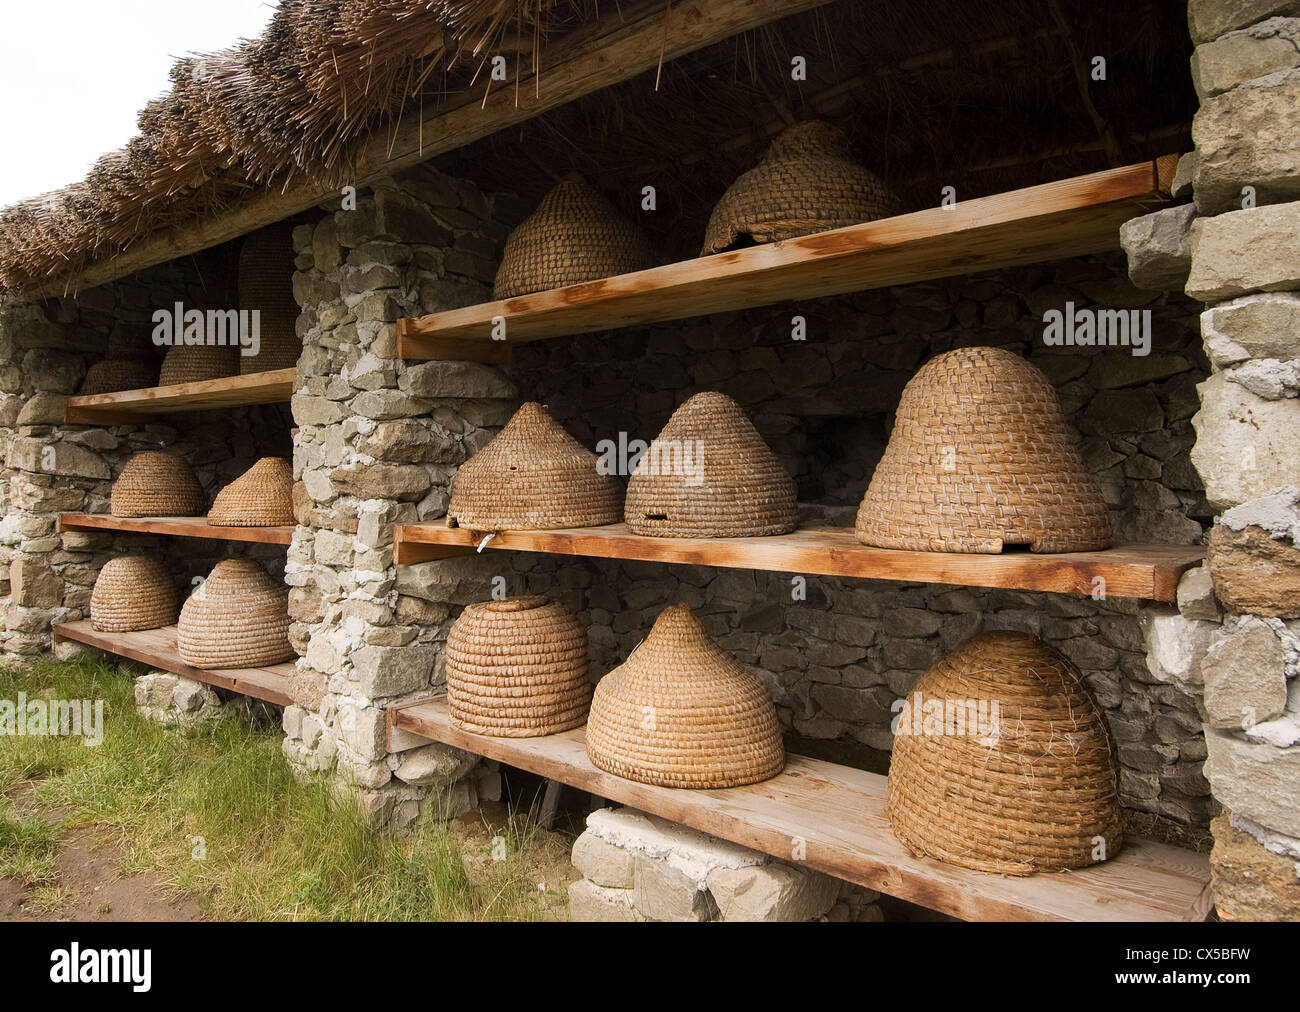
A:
176 559 293 668
446 402 623 532
208 457 295 527
701 121 899 255
79 359 158 395
856 347 1113 553
89 556 178 633
624 391 797 538
493 180 657 299
445 595 591 738
110 452 206 518
159 344 239 386
237 223 301 375
887 631 1123 876
586 604 785 789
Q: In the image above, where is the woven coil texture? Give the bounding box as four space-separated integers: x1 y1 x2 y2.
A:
238 223 301 374
856 346 1113 553
447 401 623 532
586 604 785 789
446 595 591 737
90 556 178 633
493 180 656 299
208 457 295 527
79 359 158 395
159 344 239 386
176 558 293 668
110 451 206 518
624 391 796 538
701 121 899 255
887 630 1124 876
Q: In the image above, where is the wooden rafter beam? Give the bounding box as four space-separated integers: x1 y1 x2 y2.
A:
18 0 837 305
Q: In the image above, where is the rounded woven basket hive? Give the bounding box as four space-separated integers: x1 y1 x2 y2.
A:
208 457 295 527
445 595 590 737
701 121 899 255
887 630 1123 875
586 604 785 789
89 556 178 632
856 346 1113 553
176 559 293 668
447 402 623 532
493 180 656 299
237 224 301 375
623 391 796 538
79 359 158 395
110 452 206 518
159 344 239 386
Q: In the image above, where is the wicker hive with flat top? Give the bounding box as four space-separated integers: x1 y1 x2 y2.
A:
445 596 590 737
701 121 899 255
237 224 301 374
887 630 1124 876
446 401 623 532
208 457 295 527
110 452 206 518
856 346 1113 553
586 604 785 789
89 556 178 633
623 391 797 538
176 559 293 668
159 344 239 385
493 180 657 299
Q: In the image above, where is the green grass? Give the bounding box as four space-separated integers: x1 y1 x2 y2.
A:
0 655 562 921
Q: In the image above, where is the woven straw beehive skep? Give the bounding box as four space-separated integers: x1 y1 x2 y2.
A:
445 595 591 738
446 401 623 532
208 457 296 527
79 359 158 395
701 120 899 255
586 604 785 789
159 344 240 385
110 452 207 518
623 391 797 538
176 558 293 668
887 630 1124 875
90 556 178 632
856 346 1113 553
493 179 657 299
237 223 301 375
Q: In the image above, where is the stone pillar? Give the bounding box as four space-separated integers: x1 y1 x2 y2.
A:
282 167 516 829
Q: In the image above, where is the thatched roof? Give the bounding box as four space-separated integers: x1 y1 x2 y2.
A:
0 0 1194 303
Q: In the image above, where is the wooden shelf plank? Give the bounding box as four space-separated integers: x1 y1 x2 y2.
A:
64 367 297 424
389 697 1212 922
59 514 295 546
53 621 293 706
393 521 1203 602
399 158 1175 357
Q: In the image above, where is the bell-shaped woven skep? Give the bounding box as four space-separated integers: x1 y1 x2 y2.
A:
887 631 1124 875
445 595 591 738
237 223 301 374
89 556 178 632
79 359 158 395
110 452 206 518
176 559 293 668
586 604 785 789
446 402 623 532
208 457 296 527
159 344 239 386
701 121 899 255
493 180 657 299
623 391 797 538
856 347 1113 553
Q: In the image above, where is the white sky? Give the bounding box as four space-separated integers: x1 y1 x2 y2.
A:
0 0 277 207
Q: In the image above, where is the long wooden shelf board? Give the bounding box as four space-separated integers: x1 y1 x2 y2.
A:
59 513 295 546
53 621 293 706
64 367 297 424
399 157 1175 357
393 522 1203 602
389 697 1212 922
